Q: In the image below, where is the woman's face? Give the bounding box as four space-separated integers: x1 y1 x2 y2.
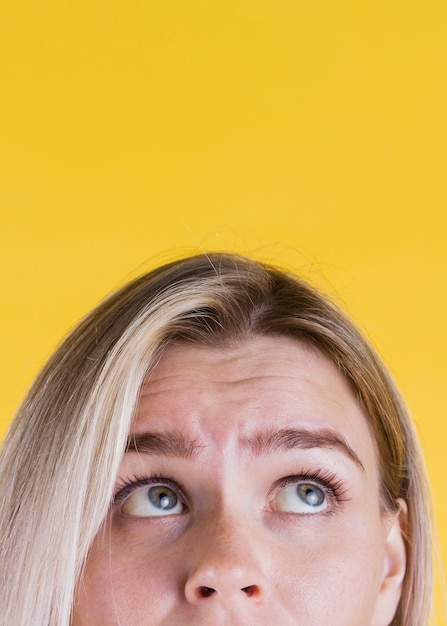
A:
72 336 406 626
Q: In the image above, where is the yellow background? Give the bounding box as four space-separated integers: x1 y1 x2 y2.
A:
1 1 446 620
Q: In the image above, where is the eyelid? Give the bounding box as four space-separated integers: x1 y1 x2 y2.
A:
113 475 188 509
269 470 348 510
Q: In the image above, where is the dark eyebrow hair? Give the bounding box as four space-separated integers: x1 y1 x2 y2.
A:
245 427 365 471
126 431 202 459
126 427 364 471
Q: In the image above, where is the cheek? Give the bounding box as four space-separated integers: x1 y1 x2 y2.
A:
275 522 386 625
72 521 185 625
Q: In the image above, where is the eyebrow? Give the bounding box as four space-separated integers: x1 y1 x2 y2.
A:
245 427 365 471
126 431 202 459
126 427 364 471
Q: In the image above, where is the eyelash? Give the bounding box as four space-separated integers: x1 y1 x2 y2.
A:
113 473 188 508
113 469 349 512
271 469 350 510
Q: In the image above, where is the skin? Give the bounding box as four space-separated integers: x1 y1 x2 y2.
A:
72 336 406 626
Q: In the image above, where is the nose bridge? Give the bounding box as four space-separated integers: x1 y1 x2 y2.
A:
184 507 267 605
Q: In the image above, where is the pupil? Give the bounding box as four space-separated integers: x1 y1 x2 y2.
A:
297 484 324 507
148 486 177 510
159 494 170 508
306 489 320 505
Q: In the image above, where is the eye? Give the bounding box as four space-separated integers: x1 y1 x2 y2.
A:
121 483 185 517
274 481 328 514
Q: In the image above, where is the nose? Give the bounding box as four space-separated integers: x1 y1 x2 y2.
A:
183 514 267 607
185 574 263 605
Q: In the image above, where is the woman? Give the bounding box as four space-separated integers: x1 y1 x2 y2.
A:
0 253 433 625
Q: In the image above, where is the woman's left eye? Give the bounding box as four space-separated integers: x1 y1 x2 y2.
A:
120 484 185 518
273 481 328 514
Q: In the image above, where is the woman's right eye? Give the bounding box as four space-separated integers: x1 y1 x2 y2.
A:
121 484 185 517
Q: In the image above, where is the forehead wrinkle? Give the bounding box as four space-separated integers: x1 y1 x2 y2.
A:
142 366 306 393
244 427 365 471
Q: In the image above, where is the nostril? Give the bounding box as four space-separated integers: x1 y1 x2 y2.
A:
199 586 216 598
241 584 259 598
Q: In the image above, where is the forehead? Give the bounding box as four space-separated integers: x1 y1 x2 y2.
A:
133 336 378 475
142 336 350 404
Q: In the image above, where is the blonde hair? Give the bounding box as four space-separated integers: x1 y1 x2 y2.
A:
0 253 433 625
